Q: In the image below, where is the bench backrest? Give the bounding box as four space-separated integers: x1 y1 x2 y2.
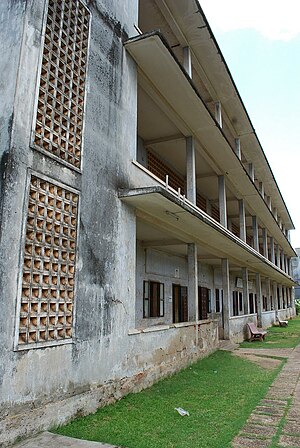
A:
247 322 259 334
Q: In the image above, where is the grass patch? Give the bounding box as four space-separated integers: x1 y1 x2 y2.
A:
54 351 281 448
240 316 300 349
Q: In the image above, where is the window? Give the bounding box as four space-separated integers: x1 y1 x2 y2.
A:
143 281 164 318
215 288 223 313
249 293 255 314
17 175 79 348
198 287 210 320
263 295 268 311
33 0 90 169
232 291 239 316
239 292 243 313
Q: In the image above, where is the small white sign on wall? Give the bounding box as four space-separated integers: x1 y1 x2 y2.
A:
175 268 180 278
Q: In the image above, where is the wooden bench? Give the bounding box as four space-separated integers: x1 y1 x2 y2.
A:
247 322 267 342
278 319 288 327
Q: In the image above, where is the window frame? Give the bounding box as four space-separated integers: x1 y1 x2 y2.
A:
143 280 164 318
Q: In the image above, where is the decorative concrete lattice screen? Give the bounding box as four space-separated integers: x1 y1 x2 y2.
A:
33 0 90 169
18 175 79 347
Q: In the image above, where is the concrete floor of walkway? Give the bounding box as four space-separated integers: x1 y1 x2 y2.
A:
231 344 300 448
13 345 300 448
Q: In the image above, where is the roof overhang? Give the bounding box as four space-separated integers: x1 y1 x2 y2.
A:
125 32 295 257
154 0 295 229
119 186 296 286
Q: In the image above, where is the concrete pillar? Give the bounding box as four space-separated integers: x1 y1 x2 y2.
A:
183 46 192 78
188 243 198 323
186 136 196 204
274 208 278 220
278 285 283 310
287 230 291 242
284 286 289 309
235 138 241 159
256 273 263 327
252 216 259 251
248 163 255 181
262 228 268 259
221 258 230 339
284 255 288 274
276 244 280 268
259 181 264 198
218 175 227 228
281 250 285 271
280 250 285 271
242 267 249 315
239 199 246 242
287 287 291 307
273 282 278 313
215 101 222 127
270 237 275 264
266 278 271 311
267 196 272 210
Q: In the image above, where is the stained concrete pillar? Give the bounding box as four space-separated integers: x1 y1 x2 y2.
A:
256 273 263 327
281 250 285 272
266 278 271 311
242 267 249 315
218 175 227 228
262 228 268 259
186 136 196 205
278 285 283 310
248 163 255 181
183 46 192 78
239 199 246 242
276 244 280 268
252 216 259 251
235 138 241 160
215 101 222 127
221 258 230 339
259 181 264 198
270 237 275 264
273 281 278 313
188 243 198 323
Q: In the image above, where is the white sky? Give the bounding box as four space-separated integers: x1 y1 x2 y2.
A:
200 0 300 41
200 0 300 249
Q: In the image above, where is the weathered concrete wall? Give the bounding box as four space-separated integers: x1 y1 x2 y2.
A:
229 314 257 343
261 310 276 328
0 0 140 445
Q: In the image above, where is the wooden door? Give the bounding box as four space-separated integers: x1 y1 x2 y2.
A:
173 285 188 323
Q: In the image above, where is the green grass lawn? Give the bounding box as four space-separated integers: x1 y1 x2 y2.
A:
239 315 300 349
54 351 281 448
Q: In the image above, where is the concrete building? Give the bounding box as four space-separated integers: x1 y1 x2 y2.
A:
291 248 300 298
0 0 296 445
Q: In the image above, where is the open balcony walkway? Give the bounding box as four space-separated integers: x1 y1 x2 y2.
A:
14 343 300 448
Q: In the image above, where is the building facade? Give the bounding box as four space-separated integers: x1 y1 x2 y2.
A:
0 0 296 445
291 248 300 298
